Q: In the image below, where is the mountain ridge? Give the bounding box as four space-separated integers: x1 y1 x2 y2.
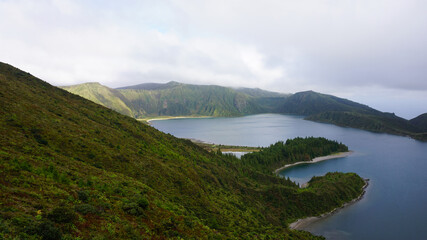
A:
61 81 426 141
409 113 427 132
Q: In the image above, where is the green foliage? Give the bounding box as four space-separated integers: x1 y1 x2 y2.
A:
74 204 99 215
240 137 348 172
62 82 134 117
122 194 149 216
307 111 421 137
409 113 427 132
77 190 90 202
136 195 149 209
122 202 145 216
47 207 76 224
62 81 284 119
0 62 365 239
37 220 62 240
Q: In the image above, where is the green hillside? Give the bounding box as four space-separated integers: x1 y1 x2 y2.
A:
278 91 379 116
62 82 135 117
0 62 366 239
118 82 266 118
278 91 425 140
61 82 427 141
307 111 420 135
62 81 281 118
410 113 427 132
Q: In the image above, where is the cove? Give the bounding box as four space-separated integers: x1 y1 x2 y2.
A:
151 114 427 240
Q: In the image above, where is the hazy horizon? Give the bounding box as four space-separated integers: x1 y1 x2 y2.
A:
1 0 426 119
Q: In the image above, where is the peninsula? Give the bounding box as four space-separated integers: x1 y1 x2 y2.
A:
274 151 353 175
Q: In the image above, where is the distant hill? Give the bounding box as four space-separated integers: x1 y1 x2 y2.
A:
62 82 135 117
117 81 181 90
410 113 427 132
307 111 421 136
118 82 269 118
277 91 424 138
233 87 289 98
278 90 379 116
1 62 367 239
61 81 427 141
63 81 284 118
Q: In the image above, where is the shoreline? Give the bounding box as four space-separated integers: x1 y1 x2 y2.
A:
274 151 353 175
289 179 370 230
188 138 260 153
140 116 211 124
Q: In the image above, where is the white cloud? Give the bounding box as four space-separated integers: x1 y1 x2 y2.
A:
0 0 426 116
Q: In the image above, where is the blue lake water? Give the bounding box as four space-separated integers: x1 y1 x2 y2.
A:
151 114 427 240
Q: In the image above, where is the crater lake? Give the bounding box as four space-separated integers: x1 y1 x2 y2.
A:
151 114 427 240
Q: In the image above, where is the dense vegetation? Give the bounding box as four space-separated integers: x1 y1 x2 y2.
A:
62 82 427 142
0 62 366 239
307 111 424 139
238 137 348 173
278 90 378 116
63 81 285 118
62 82 134 117
409 113 427 132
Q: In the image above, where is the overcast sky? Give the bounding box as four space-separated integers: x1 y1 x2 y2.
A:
1 0 426 119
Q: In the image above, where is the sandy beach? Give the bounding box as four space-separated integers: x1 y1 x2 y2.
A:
142 116 210 123
289 179 369 230
274 151 353 175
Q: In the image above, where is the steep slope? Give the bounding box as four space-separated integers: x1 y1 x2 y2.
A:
278 91 425 139
117 81 181 90
279 90 379 116
410 113 427 132
233 87 289 98
118 82 266 118
61 82 426 141
62 82 135 117
307 111 420 136
0 62 366 239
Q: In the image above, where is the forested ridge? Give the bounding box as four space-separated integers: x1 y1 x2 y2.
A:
1 62 365 239
238 137 348 173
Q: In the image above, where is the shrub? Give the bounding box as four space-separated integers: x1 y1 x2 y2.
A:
37 220 62 240
136 196 149 209
11 216 38 235
122 202 144 216
122 195 149 216
47 207 76 224
74 204 99 215
77 190 89 202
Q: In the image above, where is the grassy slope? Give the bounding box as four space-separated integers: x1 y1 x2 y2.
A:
410 113 427 132
62 82 285 119
118 83 266 118
62 82 135 117
279 90 379 116
409 113 427 141
0 62 366 239
280 91 425 139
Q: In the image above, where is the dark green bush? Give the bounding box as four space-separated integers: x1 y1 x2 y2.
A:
74 204 98 215
122 195 149 216
47 207 76 224
11 216 38 235
122 202 144 216
77 190 89 202
37 220 62 240
136 196 149 209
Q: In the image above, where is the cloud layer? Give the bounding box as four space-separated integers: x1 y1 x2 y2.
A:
1 0 426 118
